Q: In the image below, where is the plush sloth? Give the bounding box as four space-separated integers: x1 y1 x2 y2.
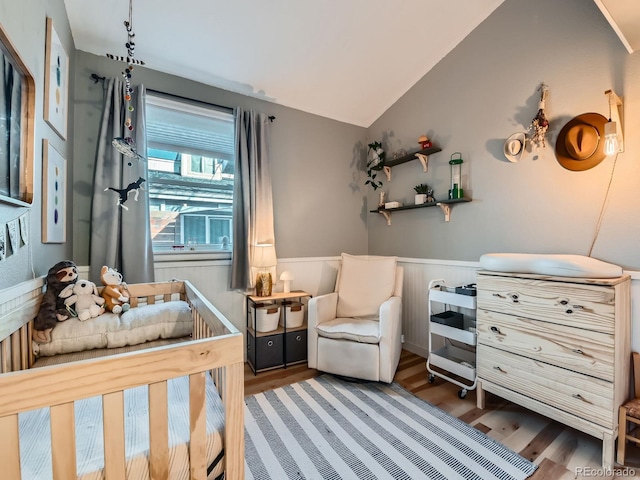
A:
33 260 79 343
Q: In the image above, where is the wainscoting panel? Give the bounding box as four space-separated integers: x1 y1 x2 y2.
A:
81 259 640 363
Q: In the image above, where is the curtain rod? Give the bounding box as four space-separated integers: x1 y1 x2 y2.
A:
89 75 275 121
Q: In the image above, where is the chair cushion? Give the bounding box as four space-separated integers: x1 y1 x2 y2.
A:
336 253 397 318
479 253 622 278
316 318 380 344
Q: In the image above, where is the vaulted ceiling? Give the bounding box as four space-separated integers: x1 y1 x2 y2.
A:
64 0 638 127
64 0 506 127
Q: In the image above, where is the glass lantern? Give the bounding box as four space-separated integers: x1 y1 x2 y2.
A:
449 152 464 199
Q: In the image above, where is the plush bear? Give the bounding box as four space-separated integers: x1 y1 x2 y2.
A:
33 260 79 343
59 280 105 321
100 265 130 314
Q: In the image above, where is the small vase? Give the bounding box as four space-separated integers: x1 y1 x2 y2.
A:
415 194 427 205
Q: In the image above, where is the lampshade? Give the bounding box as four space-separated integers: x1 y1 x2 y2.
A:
253 244 277 268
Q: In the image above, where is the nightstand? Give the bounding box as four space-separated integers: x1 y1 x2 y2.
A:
246 290 311 374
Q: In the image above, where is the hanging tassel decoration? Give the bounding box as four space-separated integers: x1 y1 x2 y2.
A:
528 83 549 149
106 0 146 163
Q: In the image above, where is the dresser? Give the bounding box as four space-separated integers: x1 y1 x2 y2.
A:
475 271 631 469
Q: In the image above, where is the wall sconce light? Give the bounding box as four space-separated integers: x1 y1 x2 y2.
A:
253 243 277 297
604 89 624 155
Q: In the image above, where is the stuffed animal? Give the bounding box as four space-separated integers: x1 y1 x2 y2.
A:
59 280 106 321
33 260 79 343
100 265 130 314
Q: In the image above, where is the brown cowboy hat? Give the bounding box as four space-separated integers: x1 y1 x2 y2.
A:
555 113 607 171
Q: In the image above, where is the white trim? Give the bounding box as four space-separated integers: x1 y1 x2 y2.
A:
277 256 341 264
398 257 480 268
0 276 43 304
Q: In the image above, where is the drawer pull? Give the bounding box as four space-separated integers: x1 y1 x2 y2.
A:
492 293 505 298
490 326 502 334
493 366 506 373
267 340 274 347
572 348 584 355
572 393 592 404
296 335 302 341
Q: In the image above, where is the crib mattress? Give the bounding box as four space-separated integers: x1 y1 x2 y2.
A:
18 373 225 479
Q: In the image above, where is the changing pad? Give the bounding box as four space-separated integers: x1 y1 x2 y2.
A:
479 253 623 278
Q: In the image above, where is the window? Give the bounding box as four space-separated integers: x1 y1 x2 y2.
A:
145 93 235 253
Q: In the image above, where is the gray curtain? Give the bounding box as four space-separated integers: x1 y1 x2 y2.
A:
230 108 275 290
89 78 154 284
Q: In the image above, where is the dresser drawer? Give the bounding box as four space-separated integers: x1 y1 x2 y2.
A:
478 344 614 428
477 275 615 333
477 309 614 381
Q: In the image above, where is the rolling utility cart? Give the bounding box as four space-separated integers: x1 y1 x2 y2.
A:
426 278 477 398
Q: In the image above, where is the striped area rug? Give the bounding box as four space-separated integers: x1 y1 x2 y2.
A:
244 375 537 480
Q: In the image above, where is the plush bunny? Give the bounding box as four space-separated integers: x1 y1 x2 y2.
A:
59 280 106 321
33 260 79 343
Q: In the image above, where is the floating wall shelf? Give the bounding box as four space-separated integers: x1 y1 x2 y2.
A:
383 146 442 181
370 198 471 225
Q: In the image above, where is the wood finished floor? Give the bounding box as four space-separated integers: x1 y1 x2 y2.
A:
245 350 640 480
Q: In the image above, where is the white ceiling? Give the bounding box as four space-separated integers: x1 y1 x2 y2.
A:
64 0 506 127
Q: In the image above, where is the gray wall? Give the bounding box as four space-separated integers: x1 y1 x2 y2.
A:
4 0 640 294
0 0 74 289
367 0 640 270
72 52 369 265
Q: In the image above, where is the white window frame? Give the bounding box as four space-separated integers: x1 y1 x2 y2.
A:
145 92 234 259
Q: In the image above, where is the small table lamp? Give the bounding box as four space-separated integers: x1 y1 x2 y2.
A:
280 271 294 293
253 243 277 297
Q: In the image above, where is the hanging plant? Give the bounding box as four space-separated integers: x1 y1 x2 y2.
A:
365 141 386 191
528 83 549 149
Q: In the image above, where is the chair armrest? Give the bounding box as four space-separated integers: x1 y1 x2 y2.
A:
378 296 403 383
307 292 338 369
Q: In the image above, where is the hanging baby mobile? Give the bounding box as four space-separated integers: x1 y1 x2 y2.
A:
527 83 550 149
105 0 146 209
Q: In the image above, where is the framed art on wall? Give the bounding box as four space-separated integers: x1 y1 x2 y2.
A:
42 140 66 243
0 22 36 206
44 17 68 140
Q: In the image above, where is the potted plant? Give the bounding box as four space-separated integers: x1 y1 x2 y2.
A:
414 183 429 205
365 141 386 191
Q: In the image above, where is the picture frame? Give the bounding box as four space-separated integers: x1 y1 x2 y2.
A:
42 140 66 243
0 22 36 206
44 17 69 140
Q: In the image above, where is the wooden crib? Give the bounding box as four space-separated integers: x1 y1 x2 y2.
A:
0 278 244 480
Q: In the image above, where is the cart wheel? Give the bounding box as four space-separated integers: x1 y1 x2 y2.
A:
458 389 467 399
428 373 435 384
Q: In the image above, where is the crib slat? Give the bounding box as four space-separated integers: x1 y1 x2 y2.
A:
0 337 8 373
149 381 169 479
11 331 20 371
223 361 245 480
103 391 126 480
19 325 28 370
0 414 21 479
190 372 207 480
51 402 77 479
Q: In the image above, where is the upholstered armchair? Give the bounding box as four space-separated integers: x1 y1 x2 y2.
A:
308 253 404 383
